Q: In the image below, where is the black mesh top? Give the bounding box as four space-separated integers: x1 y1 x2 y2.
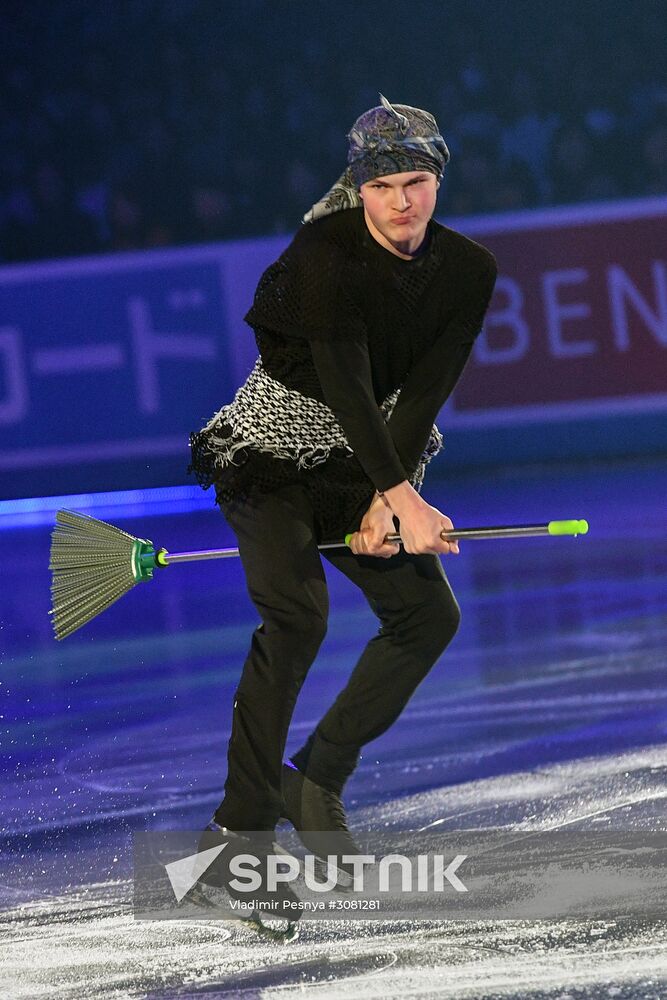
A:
189 207 497 542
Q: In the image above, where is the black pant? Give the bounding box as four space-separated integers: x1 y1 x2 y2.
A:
214 482 461 832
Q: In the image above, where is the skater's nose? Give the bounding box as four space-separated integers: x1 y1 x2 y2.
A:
392 187 410 211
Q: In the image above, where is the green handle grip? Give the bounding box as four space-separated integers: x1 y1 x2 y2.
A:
547 519 589 536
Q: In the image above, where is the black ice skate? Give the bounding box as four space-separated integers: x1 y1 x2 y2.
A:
182 822 302 942
280 761 362 889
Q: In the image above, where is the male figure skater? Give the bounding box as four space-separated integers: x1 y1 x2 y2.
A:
189 95 497 906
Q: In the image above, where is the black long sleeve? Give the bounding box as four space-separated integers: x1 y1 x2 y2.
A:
309 336 408 492
310 254 497 490
386 256 498 474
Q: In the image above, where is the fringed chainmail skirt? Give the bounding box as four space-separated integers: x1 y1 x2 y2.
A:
189 358 443 542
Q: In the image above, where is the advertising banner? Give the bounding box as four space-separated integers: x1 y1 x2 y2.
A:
451 198 667 425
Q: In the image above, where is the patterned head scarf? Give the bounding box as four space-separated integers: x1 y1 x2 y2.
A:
304 94 450 223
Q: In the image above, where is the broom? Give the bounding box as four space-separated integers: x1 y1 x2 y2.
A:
49 509 589 641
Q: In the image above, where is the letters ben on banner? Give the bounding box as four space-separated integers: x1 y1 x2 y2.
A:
455 200 667 422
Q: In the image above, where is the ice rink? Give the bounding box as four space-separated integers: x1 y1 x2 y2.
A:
1 457 665 998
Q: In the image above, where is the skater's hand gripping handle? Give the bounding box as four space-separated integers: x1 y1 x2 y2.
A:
346 492 401 559
383 480 460 556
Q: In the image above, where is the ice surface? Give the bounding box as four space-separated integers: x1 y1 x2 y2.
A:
2 746 666 999
2 459 666 997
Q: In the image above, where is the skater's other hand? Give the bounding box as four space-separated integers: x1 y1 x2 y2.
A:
380 481 460 556
399 503 460 556
347 493 400 558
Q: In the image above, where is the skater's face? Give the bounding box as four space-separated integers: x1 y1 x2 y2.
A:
359 170 439 258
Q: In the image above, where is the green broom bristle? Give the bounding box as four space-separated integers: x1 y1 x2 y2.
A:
49 509 150 640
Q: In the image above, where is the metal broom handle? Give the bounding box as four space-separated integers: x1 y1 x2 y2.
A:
158 520 589 565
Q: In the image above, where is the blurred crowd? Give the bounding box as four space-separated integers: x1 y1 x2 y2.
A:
1 0 666 264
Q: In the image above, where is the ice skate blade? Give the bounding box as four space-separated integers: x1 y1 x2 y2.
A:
244 910 299 943
179 881 217 909
178 884 299 940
